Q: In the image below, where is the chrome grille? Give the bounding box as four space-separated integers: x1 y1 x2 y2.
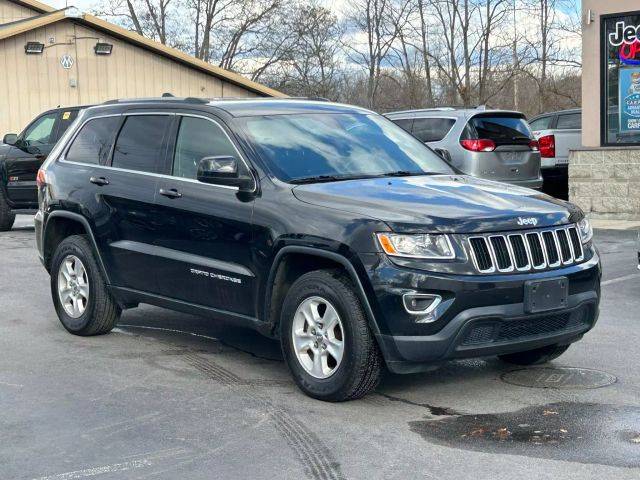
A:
468 225 584 274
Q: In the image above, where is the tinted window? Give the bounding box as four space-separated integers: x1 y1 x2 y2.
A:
173 117 237 180
556 113 581 130
412 118 456 142
529 116 553 131
66 117 120 165
463 115 533 145
391 118 413 133
112 115 172 173
23 113 57 145
55 109 80 141
241 113 453 182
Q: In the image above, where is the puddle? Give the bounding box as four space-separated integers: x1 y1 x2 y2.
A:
410 402 640 468
501 367 617 389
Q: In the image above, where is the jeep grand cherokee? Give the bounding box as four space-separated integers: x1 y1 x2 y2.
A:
35 97 601 401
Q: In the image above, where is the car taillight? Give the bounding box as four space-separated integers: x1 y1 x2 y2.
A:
36 169 47 188
460 139 496 152
529 140 540 151
538 135 555 158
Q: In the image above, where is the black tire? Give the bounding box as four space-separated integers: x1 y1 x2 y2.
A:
50 234 120 336
280 269 383 402
0 188 16 231
498 344 570 366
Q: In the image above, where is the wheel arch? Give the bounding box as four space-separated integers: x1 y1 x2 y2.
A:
263 246 381 339
43 211 111 284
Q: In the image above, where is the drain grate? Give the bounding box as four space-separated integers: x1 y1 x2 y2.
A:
501 367 617 389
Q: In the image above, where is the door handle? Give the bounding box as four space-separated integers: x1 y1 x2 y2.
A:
159 188 182 199
89 176 109 186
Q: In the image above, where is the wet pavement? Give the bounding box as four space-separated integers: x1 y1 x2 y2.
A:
1 215 639 479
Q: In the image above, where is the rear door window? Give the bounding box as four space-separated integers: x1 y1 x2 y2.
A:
112 115 172 174
463 114 534 146
412 117 456 142
556 113 581 130
54 109 80 141
529 116 553 131
66 116 120 165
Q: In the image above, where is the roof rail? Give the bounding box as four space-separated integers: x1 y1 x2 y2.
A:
102 96 209 105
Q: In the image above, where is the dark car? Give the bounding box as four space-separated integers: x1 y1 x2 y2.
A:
35 98 601 401
0 106 83 230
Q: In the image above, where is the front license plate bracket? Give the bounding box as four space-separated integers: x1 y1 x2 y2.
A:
524 277 568 314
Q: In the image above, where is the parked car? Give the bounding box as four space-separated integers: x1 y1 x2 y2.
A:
529 108 582 199
0 106 84 230
385 107 543 189
36 97 600 401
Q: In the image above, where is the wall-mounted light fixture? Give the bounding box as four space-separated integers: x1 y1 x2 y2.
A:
24 41 45 54
94 42 113 55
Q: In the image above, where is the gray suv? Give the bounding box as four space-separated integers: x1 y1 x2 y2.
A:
385 107 543 189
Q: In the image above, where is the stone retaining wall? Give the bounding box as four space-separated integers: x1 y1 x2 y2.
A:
569 148 640 220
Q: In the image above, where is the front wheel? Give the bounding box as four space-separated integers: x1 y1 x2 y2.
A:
498 344 570 366
50 235 121 335
280 269 383 402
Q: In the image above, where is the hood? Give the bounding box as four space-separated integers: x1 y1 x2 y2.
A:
292 175 581 234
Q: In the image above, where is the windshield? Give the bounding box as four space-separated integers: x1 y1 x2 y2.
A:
239 113 453 183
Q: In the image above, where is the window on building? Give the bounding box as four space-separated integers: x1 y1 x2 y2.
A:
22 113 57 146
411 118 456 142
112 115 172 173
556 113 581 130
603 13 640 145
173 117 238 180
66 117 120 165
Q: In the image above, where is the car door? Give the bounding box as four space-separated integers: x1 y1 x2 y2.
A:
554 112 582 165
152 113 257 317
93 113 173 294
5 111 59 208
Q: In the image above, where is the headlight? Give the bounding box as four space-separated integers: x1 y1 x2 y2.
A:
377 233 455 259
577 218 593 244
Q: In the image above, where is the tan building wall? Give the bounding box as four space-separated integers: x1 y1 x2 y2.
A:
0 0 36 23
582 0 640 147
0 18 258 136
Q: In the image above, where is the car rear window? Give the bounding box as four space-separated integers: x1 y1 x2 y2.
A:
412 118 456 142
462 114 533 145
112 115 172 174
556 113 581 130
65 117 120 165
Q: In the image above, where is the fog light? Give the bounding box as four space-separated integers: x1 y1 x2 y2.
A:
403 293 441 315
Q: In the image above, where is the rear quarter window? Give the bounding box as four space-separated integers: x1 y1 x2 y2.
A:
529 116 553 131
65 116 120 165
390 118 413 133
412 118 456 142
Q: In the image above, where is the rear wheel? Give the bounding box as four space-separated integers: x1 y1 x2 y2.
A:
281 269 383 402
50 235 120 335
0 188 16 231
498 344 570 366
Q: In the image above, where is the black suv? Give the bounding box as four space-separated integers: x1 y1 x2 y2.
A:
0 107 83 230
36 98 601 401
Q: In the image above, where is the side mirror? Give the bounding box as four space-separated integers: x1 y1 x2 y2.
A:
197 156 254 191
3 133 17 146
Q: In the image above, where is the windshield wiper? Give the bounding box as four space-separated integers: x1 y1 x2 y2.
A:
289 174 366 184
377 170 441 177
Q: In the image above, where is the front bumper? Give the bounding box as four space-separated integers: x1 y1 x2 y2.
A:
359 250 601 373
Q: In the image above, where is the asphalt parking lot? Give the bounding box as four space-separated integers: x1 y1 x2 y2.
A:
1 215 639 480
